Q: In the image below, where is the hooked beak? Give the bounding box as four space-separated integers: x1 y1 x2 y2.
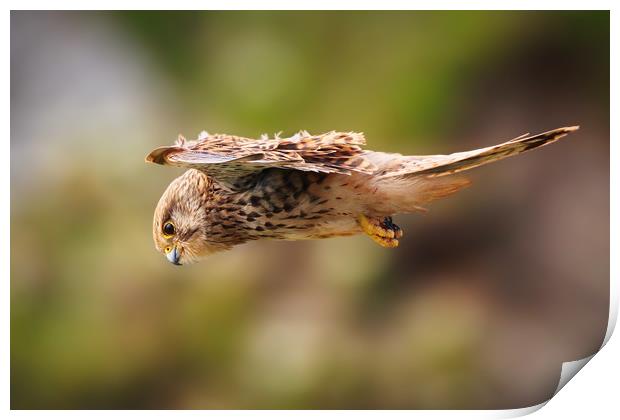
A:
165 245 181 265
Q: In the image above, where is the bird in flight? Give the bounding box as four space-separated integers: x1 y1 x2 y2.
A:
146 126 578 265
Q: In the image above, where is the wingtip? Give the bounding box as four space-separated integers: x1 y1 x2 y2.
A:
539 125 580 141
554 125 580 139
145 146 171 165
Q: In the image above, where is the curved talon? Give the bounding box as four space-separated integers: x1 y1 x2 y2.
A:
357 214 403 248
383 217 403 239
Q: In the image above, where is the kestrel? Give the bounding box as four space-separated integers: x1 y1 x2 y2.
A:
147 126 578 265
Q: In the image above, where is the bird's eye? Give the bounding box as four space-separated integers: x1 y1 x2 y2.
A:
162 221 176 237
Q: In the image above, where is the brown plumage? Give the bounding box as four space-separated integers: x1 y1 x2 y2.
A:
147 126 578 265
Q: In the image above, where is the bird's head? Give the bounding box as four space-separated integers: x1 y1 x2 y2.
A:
152 169 214 265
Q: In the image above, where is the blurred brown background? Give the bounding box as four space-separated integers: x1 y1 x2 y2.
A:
10 11 609 409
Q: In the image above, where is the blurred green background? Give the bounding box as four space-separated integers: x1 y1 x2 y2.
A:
11 11 609 409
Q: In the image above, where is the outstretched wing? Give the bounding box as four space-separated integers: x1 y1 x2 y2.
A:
388 126 579 178
146 130 377 186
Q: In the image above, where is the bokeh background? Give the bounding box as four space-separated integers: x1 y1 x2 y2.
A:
11 11 609 409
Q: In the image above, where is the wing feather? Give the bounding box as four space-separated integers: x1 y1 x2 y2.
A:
146 131 377 185
389 126 578 178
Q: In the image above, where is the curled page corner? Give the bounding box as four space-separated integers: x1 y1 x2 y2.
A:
494 294 617 418
494 355 599 418
554 355 595 395
550 290 619 397
548 301 617 398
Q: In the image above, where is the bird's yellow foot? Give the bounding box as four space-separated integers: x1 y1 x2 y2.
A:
357 215 403 248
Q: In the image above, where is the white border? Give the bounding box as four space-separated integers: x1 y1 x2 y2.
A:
3 3 11 417
1 0 616 10
4 2 616 418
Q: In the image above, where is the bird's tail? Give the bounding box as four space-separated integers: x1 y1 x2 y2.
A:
367 126 578 214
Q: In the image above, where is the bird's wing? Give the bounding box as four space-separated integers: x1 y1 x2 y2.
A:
388 126 579 178
146 130 377 185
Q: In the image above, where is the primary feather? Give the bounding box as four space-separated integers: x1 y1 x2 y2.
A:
388 126 579 178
